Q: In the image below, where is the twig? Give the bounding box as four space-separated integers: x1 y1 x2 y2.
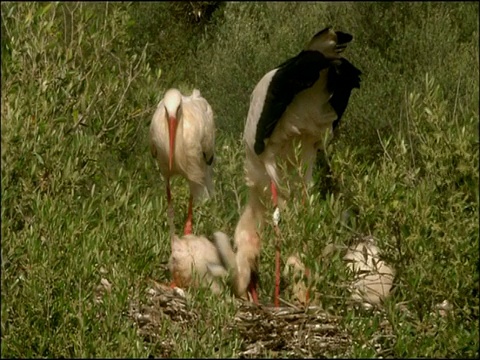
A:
96 69 135 138
376 129 392 162
452 76 461 127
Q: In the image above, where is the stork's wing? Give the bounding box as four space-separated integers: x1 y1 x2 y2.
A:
183 92 215 165
200 99 215 166
253 50 331 155
327 58 362 131
149 98 166 158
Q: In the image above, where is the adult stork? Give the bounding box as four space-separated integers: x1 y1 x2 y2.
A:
150 88 215 235
232 27 362 306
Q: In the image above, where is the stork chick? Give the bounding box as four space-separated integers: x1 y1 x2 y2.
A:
169 231 234 295
283 254 321 306
344 236 395 307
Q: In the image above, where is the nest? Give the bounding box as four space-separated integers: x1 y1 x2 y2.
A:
127 280 396 358
232 303 350 358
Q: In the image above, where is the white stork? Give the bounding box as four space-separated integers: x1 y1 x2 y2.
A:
232 27 362 306
150 88 215 235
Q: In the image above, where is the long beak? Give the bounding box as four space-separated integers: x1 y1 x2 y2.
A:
334 31 352 54
168 116 177 171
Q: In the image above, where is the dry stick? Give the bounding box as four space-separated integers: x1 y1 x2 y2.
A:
279 297 302 311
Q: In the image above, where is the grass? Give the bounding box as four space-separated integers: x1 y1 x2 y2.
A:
1 1 479 358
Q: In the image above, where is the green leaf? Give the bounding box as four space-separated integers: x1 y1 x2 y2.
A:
36 3 53 18
33 152 44 166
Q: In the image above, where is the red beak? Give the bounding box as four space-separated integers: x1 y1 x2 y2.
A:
168 116 177 171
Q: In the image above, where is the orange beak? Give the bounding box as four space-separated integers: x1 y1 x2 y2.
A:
168 115 177 171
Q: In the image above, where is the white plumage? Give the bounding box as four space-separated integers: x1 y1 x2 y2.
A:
343 238 395 307
244 68 336 194
169 231 233 295
150 88 215 235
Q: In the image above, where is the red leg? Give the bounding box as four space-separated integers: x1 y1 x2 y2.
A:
305 267 311 304
248 272 259 304
166 177 172 206
166 177 175 238
183 195 193 235
166 177 175 220
166 177 177 285
271 180 281 307
271 181 278 206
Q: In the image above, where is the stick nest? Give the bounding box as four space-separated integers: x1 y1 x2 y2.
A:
128 280 395 358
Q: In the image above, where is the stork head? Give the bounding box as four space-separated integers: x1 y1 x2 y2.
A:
306 27 353 60
163 88 183 171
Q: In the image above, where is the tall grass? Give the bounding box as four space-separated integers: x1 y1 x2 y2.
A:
2 2 478 358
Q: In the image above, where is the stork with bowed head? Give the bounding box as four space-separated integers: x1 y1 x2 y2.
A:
150 88 215 235
232 27 362 306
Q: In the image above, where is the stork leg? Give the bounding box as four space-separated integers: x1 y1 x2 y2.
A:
166 177 172 207
248 271 259 304
271 180 281 308
166 177 178 288
183 195 193 235
304 267 311 305
166 176 175 226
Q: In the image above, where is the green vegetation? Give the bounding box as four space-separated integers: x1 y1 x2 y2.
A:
2 2 478 358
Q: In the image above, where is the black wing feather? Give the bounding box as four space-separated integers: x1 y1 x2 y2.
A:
254 50 330 155
328 58 362 131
